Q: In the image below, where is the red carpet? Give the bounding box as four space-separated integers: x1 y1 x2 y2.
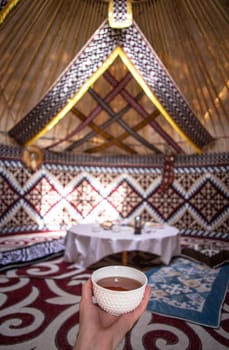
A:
0 256 229 350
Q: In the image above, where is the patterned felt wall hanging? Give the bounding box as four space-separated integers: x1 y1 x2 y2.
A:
0 145 228 236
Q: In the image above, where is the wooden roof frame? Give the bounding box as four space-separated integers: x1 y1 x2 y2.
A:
9 18 214 153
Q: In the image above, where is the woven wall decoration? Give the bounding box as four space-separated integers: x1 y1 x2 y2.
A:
0 145 228 236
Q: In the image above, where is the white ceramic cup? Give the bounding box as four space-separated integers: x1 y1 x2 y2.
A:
91 265 147 316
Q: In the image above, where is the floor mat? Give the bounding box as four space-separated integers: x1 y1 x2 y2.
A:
145 257 229 327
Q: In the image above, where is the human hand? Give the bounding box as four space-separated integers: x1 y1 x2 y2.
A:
73 278 151 350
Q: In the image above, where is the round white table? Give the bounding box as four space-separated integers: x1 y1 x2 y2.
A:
64 223 180 268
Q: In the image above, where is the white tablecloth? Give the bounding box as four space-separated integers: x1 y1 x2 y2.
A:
64 223 180 268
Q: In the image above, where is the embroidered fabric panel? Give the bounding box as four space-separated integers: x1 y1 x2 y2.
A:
0 146 228 235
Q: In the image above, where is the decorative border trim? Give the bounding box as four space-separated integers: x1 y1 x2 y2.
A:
1 145 229 169
108 0 133 28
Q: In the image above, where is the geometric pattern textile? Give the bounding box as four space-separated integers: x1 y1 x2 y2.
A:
0 145 228 236
108 0 133 29
146 257 229 328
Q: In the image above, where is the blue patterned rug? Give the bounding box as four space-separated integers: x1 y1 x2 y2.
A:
145 257 229 328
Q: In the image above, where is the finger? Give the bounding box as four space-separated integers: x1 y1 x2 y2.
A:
107 286 151 349
81 278 93 304
128 285 151 319
116 285 151 330
133 284 151 316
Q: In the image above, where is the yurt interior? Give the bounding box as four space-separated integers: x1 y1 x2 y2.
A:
0 0 229 349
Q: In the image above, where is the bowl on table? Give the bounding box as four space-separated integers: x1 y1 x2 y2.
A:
91 265 147 316
101 220 113 230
